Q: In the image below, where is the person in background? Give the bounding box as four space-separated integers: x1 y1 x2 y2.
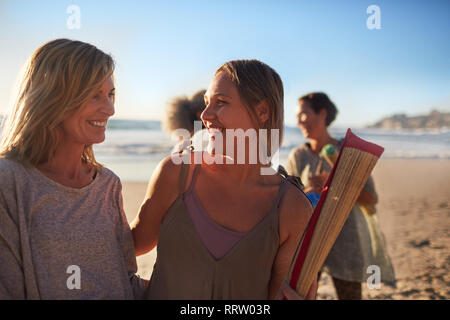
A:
162 89 207 153
0 39 147 299
131 59 317 300
286 92 395 300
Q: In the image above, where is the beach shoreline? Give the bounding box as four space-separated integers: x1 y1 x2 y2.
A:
121 158 450 300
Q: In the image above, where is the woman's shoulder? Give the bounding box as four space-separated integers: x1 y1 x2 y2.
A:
0 159 30 200
146 152 199 193
0 158 29 181
278 173 313 225
89 167 126 200
157 153 191 177
277 179 314 243
97 165 120 181
288 143 311 159
158 151 203 175
283 181 312 213
277 166 304 189
94 166 122 189
0 157 25 170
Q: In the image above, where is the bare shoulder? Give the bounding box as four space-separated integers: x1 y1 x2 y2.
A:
145 154 184 197
153 154 184 183
145 152 198 198
281 182 313 218
132 153 196 254
278 182 314 243
133 154 187 228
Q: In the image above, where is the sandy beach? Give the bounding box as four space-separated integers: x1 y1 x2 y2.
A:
121 159 450 300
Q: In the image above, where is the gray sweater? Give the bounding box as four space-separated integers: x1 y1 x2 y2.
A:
0 158 147 299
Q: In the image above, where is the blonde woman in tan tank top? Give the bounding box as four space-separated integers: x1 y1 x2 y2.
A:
131 60 317 300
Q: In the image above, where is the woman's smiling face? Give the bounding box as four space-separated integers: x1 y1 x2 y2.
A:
296 99 327 140
202 71 255 134
60 76 115 146
202 72 257 156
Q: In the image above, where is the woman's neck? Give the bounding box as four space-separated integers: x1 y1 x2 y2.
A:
36 142 91 182
205 153 274 186
309 130 337 154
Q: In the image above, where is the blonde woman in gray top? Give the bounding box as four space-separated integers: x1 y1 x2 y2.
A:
132 60 317 299
0 39 147 299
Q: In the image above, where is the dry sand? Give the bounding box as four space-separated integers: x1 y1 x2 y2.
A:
121 159 450 300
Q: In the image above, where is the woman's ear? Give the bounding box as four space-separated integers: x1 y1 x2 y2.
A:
319 108 328 123
255 100 270 126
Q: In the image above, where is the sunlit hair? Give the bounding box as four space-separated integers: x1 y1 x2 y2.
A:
0 38 115 167
163 89 206 135
215 59 284 154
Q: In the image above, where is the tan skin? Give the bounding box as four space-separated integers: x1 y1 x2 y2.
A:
131 72 317 299
297 100 376 206
36 77 115 187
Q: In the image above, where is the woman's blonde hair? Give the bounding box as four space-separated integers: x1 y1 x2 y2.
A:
0 38 115 167
215 59 284 155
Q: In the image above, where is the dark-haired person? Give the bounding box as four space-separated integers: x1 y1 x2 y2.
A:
162 89 206 137
286 92 395 300
162 89 207 153
131 60 317 300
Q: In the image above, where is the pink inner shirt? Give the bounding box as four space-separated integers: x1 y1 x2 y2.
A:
183 165 248 260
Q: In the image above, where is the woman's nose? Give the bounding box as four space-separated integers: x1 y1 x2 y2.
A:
200 104 216 122
103 98 115 117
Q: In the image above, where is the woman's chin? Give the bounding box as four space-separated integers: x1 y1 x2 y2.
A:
87 135 106 145
302 130 317 140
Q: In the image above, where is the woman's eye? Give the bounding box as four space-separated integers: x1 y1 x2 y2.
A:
217 99 227 105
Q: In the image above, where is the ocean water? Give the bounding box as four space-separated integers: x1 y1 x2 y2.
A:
93 120 450 182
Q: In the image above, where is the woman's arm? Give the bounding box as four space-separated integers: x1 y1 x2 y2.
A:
357 176 377 206
130 155 183 256
115 180 149 299
357 189 376 206
268 184 314 299
0 203 25 299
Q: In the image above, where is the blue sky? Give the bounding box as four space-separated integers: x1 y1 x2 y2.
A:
1 0 449 127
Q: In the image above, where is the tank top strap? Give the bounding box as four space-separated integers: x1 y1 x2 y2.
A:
277 165 304 190
273 178 290 210
186 164 201 193
178 162 190 195
273 165 305 210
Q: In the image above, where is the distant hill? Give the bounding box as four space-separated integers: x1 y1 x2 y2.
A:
367 110 450 129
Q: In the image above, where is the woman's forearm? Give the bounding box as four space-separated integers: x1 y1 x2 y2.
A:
357 189 377 206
